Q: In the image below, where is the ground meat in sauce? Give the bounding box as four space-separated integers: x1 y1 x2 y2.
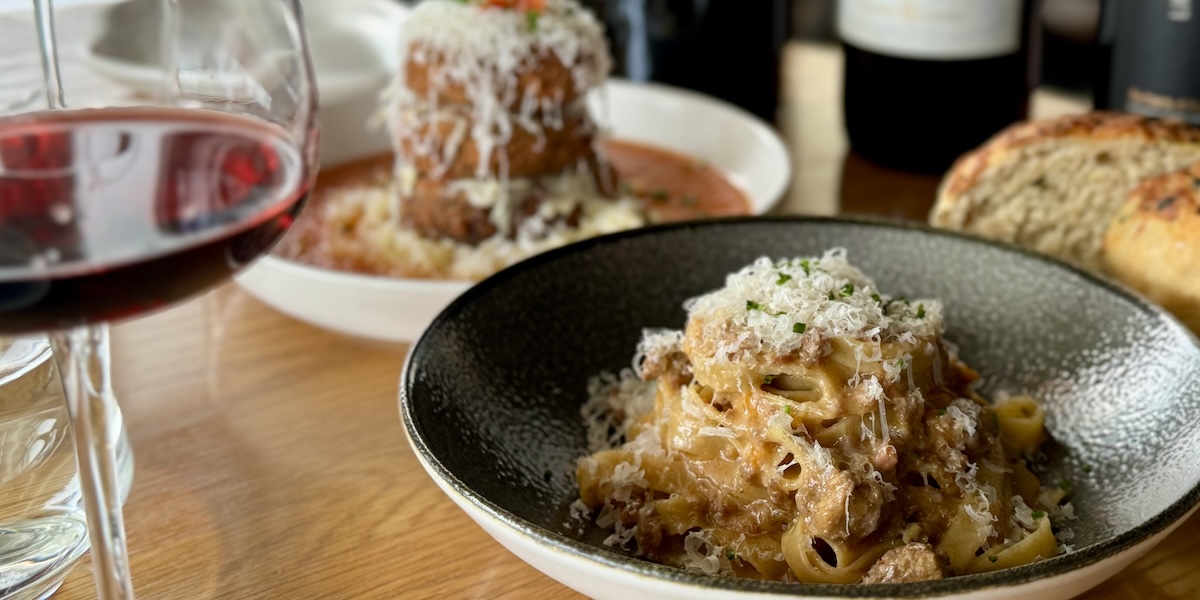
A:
794 469 887 541
638 347 693 389
861 543 946 583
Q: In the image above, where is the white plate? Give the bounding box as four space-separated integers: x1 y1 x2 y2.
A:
236 79 792 342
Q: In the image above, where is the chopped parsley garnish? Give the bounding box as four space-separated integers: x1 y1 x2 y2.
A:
916 303 926 319
840 283 855 297
651 189 669 202
937 408 947 416
988 555 998 563
747 300 787 317
871 293 882 305
1059 479 1073 492
784 405 792 415
525 9 539 31
799 259 812 275
828 291 836 301
763 374 777 385
776 272 792 285
1082 464 1092 473
725 549 736 560
793 322 807 334
895 358 905 368
1031 510 1045 520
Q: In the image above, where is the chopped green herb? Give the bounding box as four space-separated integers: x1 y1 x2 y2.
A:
776 272 792 285
651 189 669 202
525 9 539 31
1059 479 1073 492
793 322 807 334
784 405 792 415
1082 464 1093 473
746 300 765 312
1031 510 1045 520
895 358 905 368
840 283 855 297
916 303 926 319
828 291 836 301
937 408 947 416
799 259 812 276
763 374 777 385
682 194 699 206
988 555 998 563
725 549 736 560
871 293 882 305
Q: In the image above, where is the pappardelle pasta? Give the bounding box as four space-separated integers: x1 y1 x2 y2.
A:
574 250 1073 584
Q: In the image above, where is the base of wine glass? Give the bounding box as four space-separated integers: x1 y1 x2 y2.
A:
0 339 134 600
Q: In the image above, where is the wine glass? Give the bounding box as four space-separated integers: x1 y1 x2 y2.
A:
0 0 318 597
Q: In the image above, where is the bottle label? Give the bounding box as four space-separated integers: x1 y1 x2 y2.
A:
838 0 1023 60
1110 0 1200 124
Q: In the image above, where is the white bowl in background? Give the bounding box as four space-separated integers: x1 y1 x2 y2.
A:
236 78 792 343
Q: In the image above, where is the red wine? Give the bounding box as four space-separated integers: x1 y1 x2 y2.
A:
0 107 310 333
840 0 1038 173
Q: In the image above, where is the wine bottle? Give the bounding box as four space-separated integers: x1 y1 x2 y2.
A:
588 0 792 123
1105 0 1200 124
839 0 1038 173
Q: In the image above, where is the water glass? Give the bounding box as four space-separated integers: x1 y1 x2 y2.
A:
0 338 133 600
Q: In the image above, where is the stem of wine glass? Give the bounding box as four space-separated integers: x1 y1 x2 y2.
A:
49 325 135 600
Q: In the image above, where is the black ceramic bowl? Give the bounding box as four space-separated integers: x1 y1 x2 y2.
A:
401 217 1200 599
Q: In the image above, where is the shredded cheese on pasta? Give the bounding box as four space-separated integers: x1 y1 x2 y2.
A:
577 252 1072 584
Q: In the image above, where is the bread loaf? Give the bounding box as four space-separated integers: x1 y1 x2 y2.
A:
1103 163 1200 333
930 112 1200 271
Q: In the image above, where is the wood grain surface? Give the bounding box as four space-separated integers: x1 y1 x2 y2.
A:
51 42 1200 600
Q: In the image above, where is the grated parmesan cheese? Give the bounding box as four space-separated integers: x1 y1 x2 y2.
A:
682 530 735 576
283 182 644 282
684 250 943 372
388 0 611 180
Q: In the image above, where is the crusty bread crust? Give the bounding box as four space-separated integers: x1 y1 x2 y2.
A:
1103 162 1200 333
938 112 1200 201
931 112 1200 269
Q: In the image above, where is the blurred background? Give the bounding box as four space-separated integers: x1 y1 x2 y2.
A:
16 0 1172 218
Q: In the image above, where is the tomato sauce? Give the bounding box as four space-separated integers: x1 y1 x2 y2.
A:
302 138 752 222
598 138 752 220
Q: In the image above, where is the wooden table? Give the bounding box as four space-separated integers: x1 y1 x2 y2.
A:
54 43 1200 600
